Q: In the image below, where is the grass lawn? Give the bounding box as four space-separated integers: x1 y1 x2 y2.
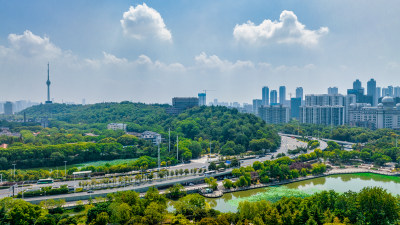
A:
18 158 140 172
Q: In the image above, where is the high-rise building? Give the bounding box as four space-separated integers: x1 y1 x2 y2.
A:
296 87 303 100
258 105 289 124
262 86 269 106
367 79 377 106
279 86 286 105
382 88 390 97
252 99 262 115
376 87 381 99
3 102 13 115
345 94 357 124
305 94 345 106
290 98 301 120
198 93 206 106
394 86 400 98
45 63 52 104
388 86 394 97
270 90 278 104
300 106 345 126
328 87 339 95
301 94 346 126
353 79 362 90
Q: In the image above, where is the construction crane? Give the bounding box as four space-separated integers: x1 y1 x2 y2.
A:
202 89 216 94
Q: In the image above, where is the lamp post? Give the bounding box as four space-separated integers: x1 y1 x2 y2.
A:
12 164 16 180
64 161 67 179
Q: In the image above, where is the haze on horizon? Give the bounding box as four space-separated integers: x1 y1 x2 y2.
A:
0 0 399 105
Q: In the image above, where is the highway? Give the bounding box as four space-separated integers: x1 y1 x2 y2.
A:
0 135 325 201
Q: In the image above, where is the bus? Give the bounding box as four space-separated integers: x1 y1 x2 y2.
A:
37 178 54 184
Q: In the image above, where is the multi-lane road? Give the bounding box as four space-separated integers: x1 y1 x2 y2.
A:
0 135 327 200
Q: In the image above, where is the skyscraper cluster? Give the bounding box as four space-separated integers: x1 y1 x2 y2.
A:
252 79 400 129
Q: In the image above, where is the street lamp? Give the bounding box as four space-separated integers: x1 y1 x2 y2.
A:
64 161 67 179
12 164 16 180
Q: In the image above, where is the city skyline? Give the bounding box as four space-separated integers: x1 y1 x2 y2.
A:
1 1 400 104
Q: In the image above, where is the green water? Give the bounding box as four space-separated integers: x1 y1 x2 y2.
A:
207 173 400 213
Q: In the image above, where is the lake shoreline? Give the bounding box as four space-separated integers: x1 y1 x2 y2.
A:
215 167 400 197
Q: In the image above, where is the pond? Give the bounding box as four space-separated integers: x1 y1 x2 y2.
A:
205 173 400 213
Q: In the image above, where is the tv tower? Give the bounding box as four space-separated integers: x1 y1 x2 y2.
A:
45 63 52 104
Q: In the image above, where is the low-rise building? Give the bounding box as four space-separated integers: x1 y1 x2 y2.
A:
141 131 162 145
107 123 127 131
348 96 400 129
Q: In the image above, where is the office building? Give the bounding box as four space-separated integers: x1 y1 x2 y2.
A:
367 79 377 106
167 97 199 114
353 79 362 90
394 86 400 98
296 87 303 100
3 102 13 115
262 86 269 106
252 99 262 115
107 123 127 131
300 106 345 126
344 94 357 123
279 86 286 105
305 94 345 106
270 90 278 104
388 86 394 97
301 94 345 126
258 105 289 124
290 98 301 120
198 93 206 106
242 103 253 114
382 87 390 97
376 87 381 99
328 87 339 95
348 96 400 129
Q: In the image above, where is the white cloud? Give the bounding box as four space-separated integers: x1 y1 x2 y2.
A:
120 3 172 42
233 10 328 46
102 52 128 64
8 30 62 58
194 52 254 71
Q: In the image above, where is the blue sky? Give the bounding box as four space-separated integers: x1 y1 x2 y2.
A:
1 0 400 104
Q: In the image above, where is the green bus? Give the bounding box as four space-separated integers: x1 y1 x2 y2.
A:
37 178 54 184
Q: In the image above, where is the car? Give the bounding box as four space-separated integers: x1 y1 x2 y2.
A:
87 190 94 193
256 156 260 159
189 183 194 186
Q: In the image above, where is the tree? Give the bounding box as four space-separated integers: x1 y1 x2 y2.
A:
198 217 218 225
208 162 217 171
91 212 110 225
109 202 132 224
182 150 192 161
223 179 234 189
34 215 56 225
204 177 218 190
7 199 43 225
167 183 186 199
116 134 138 146
356 187 400 225
144 186 166 207
175 194 206 217
144 202 166 225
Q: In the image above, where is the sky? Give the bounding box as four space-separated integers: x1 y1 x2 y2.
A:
1 0 400 105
